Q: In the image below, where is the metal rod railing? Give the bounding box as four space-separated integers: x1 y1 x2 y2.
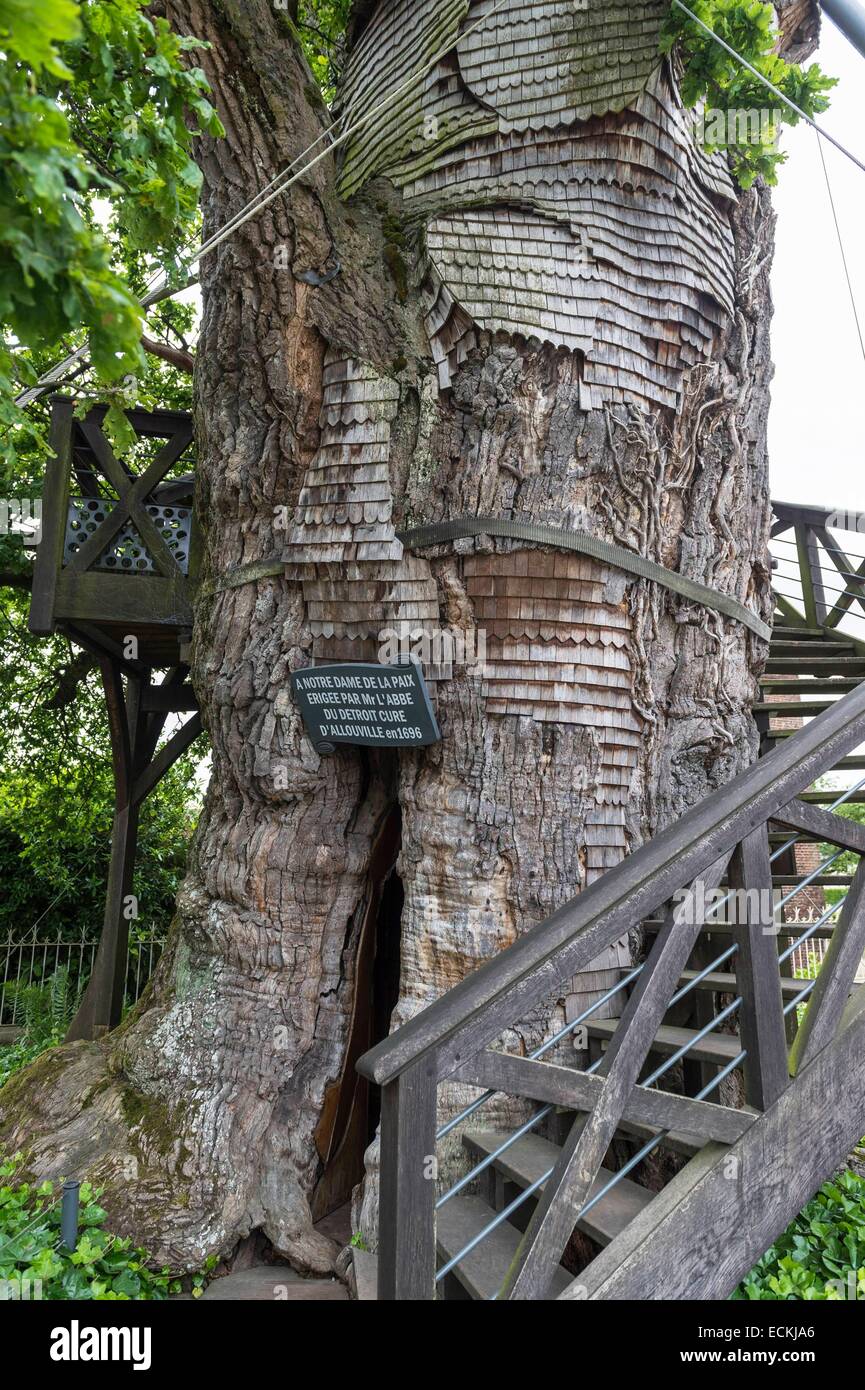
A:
437 775 862 1155
422 572 865 1291
772 590 865 622
433 783 862 1285
435 992 749 1286
435 966 645 1142
469 970 822 1298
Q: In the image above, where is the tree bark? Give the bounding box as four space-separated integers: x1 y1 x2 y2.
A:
1 0 412 1274
0 0 816 1273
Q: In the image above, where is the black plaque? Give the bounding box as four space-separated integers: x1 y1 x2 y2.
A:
290 662 441 753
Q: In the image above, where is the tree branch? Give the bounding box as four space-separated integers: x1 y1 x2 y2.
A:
43 651 99 710
141 334 196 374
0 570 32 591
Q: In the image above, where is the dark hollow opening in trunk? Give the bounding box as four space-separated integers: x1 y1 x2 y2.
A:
312 802 403 1220
367 856 404 1143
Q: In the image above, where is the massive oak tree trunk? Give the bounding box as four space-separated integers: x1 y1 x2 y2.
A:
0 0 818 1272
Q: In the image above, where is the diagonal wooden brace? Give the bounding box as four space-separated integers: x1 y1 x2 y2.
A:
499 854 731 1300
791 859 865 1072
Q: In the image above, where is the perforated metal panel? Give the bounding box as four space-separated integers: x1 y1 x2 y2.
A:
63 497 192 576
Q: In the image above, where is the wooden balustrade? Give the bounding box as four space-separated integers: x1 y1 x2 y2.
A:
771 500 865 639
360 683 865 1299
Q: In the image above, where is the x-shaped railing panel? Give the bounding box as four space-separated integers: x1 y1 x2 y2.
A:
63 415 194 581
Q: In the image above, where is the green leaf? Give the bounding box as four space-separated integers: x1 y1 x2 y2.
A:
735 1168 865 1300
0 0 80 72
662 0 836 191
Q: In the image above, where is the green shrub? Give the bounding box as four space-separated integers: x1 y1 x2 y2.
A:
0 967 81 1089
661 0 836 187
0 584 204 953
734 1170 865 1300
6 965 80 1046
0 1155 177 1300
0 761 198 947
0 1034 58 1092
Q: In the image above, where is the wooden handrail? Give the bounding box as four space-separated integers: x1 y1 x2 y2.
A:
771 502 865 636
771 499 865 532
357 680 865 1087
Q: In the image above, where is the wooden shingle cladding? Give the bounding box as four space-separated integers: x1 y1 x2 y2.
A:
283 370 644 870
336 0 494 199
284 357 404 566
282 355 440 662
337 0 736 411
464 551 641 884
337 0 671 195
454 0 669 128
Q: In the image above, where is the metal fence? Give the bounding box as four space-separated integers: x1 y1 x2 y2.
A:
0 928 165 1028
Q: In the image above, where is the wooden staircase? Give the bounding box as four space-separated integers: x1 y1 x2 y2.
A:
356 502 865 1300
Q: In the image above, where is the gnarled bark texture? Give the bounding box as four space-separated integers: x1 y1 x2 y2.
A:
0 0 818 1272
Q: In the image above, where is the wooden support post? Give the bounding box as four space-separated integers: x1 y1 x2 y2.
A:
66 802 142 1041
377 1059 438 1301
29 399 74 635
773 798 865 854
796 524 827 628
814 524 865 628
791 859 865 1072
772 839 801 1046
729 827 790 1109
67 662 143 1041
66 663 200 1042
453 1053 754 1144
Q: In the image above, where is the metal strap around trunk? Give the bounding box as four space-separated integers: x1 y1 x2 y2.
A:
396 516 772 641
195 519 771 642
197 557 285 599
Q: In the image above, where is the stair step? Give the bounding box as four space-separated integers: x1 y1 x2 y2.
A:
770 624 828 638
462 1129 654 1250
199 1266 348 1301
586 1018 743 1066
645 916 835 938
769 640 856 656
763 660 860 673
436 1193 572 1300
768 827 820 838
614 1117 704 1159
679 969 805 998
771 874 853 886
761 678 862 695
351 1249 378 1302
766 732 865 754
767 656 865 672
798 789 865 804
754 700 835 717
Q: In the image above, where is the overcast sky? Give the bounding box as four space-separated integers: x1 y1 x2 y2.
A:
768 16 865 510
